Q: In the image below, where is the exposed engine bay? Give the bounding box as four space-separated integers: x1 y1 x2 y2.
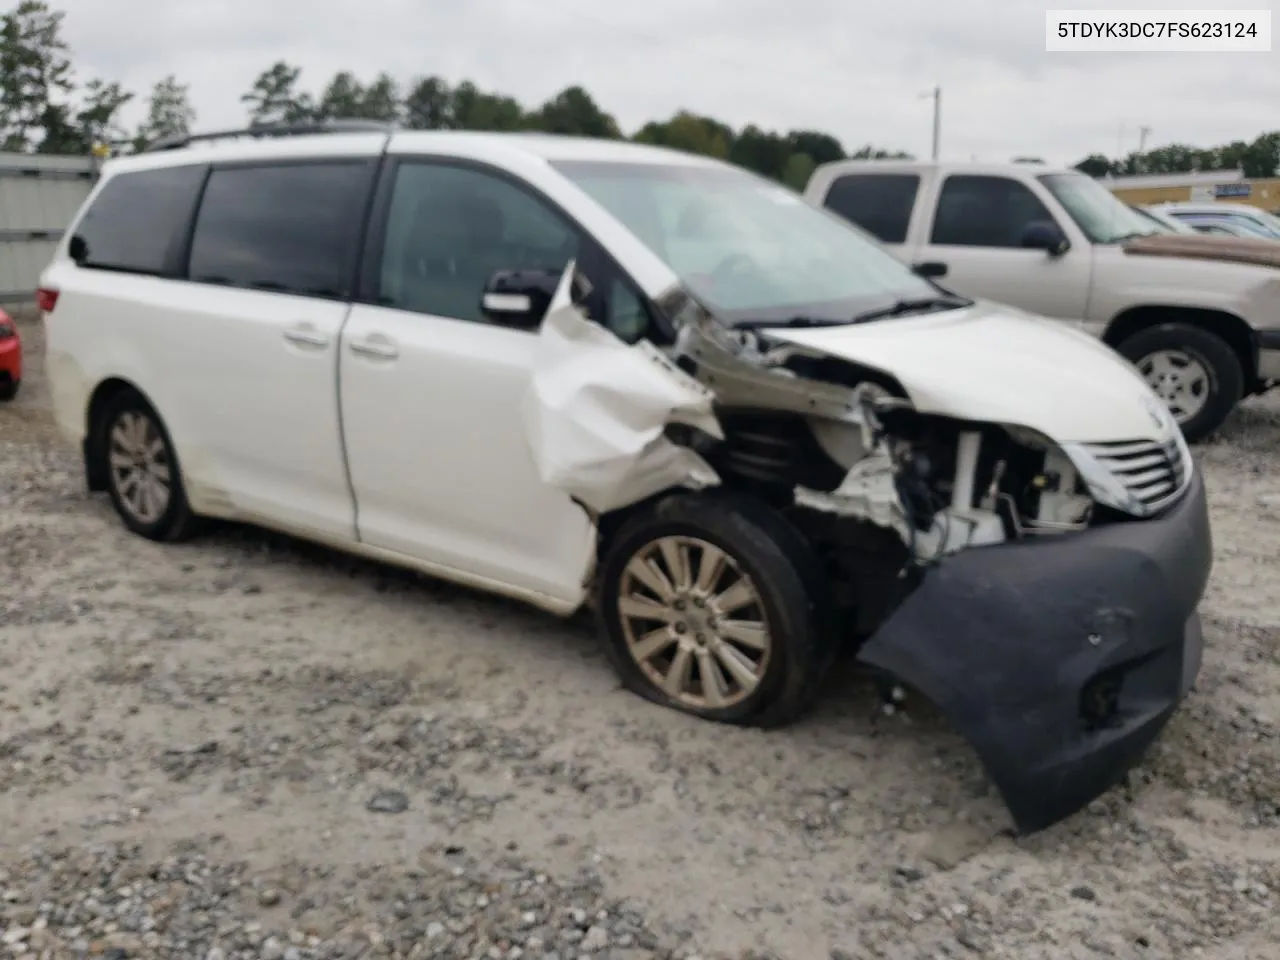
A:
645 287 1099 633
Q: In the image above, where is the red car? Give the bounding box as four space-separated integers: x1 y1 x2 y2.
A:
0 307 21 401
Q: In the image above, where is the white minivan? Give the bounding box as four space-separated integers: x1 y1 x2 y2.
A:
40 122 1211 833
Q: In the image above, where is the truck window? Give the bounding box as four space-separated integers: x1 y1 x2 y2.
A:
931 175 1056 248
822 173 919 244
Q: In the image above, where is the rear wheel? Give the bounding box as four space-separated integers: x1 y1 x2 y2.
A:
95 389 202 541
0 379 17 402
596 493 834 728
1116 322 1243 443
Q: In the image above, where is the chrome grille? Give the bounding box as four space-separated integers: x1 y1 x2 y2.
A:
1083 437 1188 511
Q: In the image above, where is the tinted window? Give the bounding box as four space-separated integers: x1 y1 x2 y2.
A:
931 175 1056 247
187 162 372 298
822 173 919 243
72 165 205 275
377 163 579 324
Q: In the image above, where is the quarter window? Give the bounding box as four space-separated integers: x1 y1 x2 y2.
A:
376 162 579 324
822 173 919 243
187 162 374 298
71 165 206 275
931 175 1056 248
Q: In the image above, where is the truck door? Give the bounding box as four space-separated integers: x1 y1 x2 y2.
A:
913 174 1091 322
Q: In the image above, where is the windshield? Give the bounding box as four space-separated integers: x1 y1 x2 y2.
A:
1190 216 1275 238
1129 205 1195 235
1038 173 1161 243
1220 207 1280 237
551 160 942 324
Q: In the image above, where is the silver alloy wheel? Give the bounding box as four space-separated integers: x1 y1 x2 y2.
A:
617 535 772 710
108 410 173 524
1137 348 1211 424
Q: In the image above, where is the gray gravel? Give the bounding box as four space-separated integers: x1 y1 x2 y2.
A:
2 315 1279 959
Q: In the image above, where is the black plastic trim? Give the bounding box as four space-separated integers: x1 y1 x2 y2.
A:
856 468 1212 833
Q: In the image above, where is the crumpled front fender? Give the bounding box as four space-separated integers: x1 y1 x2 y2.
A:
520 265 723 515
856 469 1211 833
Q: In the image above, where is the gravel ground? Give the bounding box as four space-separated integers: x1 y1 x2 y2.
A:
2 313 1278 960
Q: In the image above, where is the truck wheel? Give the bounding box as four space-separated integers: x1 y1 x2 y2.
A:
1116 323 1243 443
596 493 835 728
94 388 203 542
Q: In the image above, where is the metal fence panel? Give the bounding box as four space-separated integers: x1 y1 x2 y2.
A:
0 152 95 305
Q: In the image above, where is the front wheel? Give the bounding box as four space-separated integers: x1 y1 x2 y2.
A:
1116 323 1243 443
596 494 834 728
0 379 17 402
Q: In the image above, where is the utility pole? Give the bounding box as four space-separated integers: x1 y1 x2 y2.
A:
930 86 941 161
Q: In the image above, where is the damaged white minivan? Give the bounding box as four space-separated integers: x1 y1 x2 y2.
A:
40 122 1212 833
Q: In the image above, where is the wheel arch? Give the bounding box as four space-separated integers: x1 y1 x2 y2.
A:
1102 305 1260 392
83 377 155 491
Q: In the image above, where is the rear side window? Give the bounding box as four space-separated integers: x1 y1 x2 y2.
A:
822 173 919 243
71 165 205 275
187 162 374 299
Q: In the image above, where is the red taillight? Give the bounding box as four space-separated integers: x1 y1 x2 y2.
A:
35 287 58 313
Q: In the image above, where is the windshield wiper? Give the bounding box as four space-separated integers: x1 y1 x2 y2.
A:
849 294 971 323
736 315 855 330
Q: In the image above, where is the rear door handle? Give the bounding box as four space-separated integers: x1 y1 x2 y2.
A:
283 323 331 348
348 335 399 360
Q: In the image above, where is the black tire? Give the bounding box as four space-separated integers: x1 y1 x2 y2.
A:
94 388 202 542
596 493 835 728
1115 322 1243 443
0 379 17 402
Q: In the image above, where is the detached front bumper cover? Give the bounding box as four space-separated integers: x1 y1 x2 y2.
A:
857 469 1212 833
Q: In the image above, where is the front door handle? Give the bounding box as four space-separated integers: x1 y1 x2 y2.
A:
348 335 399 360
283 323 331 348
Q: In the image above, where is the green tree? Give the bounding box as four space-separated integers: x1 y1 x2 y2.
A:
1073 153 1114 177
241 61 314 126
848 144 912 160
782 152 816 190
529 86 619 138
315 71 363 120
633 111 734 158
314 70 400 121
132 75 195 150
404 75 452 129
73 78 131 147
787 130 844 166
449 81 524 131
729 125 792 179
0 0 74 151
358 72 400 121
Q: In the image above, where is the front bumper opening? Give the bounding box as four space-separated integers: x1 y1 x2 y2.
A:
1080 667 1125 732
855 469 1212 833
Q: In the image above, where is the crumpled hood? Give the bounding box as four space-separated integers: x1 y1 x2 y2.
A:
763 301 1171 444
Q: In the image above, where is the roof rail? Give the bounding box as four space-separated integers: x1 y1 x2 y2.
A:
144 119 396 153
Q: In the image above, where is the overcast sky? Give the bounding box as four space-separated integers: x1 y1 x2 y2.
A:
55 0 1278 165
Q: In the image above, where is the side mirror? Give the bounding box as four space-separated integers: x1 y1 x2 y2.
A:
1020 220 1070 256
481 266 594 329
480 268 561 329
912 261 948 279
